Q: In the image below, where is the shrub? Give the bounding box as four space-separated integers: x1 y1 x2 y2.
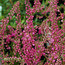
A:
0 0 65 65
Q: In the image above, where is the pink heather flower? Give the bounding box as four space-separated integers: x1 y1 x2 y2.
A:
49 58 52 61
8 47 11 49
26 34 29 37
2 60 4 63
52 48 54 51
64 2 65 5
53 60 55 62
43 53 45 55
54 56 58 59
49 38 54 43
20 33 22 35
38 29 41 34
32 44 35 46
63 60 65 62
63 54 65 57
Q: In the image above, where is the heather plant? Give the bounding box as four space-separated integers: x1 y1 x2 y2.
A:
0 0 65 65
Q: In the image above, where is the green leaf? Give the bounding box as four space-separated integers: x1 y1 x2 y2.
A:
21 20 24 24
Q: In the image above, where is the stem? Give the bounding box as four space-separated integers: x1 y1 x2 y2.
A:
2 38 4 58
9 0 13 6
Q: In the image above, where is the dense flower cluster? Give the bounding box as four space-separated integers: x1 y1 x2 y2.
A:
0 0 65 65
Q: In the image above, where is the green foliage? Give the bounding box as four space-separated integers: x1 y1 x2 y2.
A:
14 61 20 65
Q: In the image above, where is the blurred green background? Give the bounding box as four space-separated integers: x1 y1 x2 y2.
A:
0 0 65 26
0 0 25 21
